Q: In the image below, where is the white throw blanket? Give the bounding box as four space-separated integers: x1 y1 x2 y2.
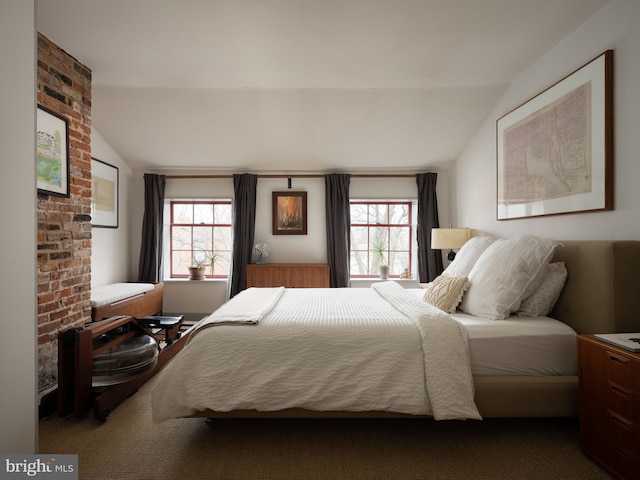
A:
195 287 285 327
152 283 480 422
371 282 480 420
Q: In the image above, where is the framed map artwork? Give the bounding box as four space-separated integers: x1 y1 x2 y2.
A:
497 50 613 220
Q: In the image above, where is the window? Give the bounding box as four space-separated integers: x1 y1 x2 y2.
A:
350 201 413 278
168 200 232 279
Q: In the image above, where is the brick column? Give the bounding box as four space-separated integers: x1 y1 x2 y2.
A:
36 33 92 392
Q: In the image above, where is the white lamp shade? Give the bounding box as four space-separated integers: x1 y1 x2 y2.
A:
431 228 471 250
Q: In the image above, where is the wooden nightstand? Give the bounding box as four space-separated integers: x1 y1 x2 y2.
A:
578 334 640 480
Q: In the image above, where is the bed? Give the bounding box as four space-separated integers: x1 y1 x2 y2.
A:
91 282 164 321
151 239 640 422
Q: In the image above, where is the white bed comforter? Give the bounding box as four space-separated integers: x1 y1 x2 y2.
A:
152 282 481 423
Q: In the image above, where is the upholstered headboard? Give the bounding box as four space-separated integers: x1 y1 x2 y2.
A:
550 241 640 334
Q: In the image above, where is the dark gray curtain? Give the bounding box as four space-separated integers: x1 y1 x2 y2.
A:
230 173 258 297
137 173 166 283
325 173 351 288
416 172 443 282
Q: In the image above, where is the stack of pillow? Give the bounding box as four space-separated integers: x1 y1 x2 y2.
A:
423 235 567 320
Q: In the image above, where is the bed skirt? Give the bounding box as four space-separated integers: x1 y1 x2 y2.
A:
188 375 578 419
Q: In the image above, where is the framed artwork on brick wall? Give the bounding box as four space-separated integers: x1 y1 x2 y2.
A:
36 105 70 197
91 158 119 228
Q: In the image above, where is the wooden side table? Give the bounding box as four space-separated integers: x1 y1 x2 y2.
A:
577 334 640 479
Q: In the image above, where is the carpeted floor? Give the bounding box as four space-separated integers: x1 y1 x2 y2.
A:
39 376 612 480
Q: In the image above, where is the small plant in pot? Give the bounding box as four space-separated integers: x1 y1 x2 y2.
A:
372 242 389 279
188 255 207 280
189 251 223 280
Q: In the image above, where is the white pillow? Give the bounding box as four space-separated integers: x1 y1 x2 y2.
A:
422 274 470 313
516 262 567 317
459 235 560 320
443 236 497 277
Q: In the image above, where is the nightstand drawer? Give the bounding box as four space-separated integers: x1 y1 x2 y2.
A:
608 445 640 480
579 336 640 479
580 340 640 391
581 371 640 420
582 397 640 456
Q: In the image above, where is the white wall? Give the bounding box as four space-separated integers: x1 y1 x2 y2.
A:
131 171 449 314
254 177 327 264
91 129 134 287
454 0 640 241
0 0 37 453
94 86 502 175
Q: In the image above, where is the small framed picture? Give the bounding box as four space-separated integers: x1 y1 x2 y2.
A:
36 105 69 197
272 191 307 235
91 158 119 228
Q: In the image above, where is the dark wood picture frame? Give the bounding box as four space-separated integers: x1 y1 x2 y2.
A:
91 158 119 228
496 50 613 220
272 191 307 235
36 105 70 197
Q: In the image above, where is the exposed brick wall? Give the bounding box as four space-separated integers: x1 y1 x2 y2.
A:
37 33 92 392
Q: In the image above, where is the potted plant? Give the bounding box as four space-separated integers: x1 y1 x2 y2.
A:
188 255 207 280
204 251 223 276
189 251 223 280
372 242 389 279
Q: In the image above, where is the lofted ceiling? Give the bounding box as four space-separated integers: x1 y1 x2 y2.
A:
36 0 609 173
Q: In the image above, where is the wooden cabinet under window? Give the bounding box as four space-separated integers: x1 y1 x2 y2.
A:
246 263 330 288
578 334 640 480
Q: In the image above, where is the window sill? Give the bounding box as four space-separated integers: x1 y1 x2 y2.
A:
163 278 229 283
350 278 419 289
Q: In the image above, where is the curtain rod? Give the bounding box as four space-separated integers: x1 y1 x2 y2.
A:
165 173 419 179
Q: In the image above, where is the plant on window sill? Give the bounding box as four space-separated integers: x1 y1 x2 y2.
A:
372 242 389 279
189 251 224 280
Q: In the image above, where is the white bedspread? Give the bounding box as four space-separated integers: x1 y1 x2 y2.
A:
152 282 481 423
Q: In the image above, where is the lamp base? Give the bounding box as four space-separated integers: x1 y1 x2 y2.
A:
447 250 456 261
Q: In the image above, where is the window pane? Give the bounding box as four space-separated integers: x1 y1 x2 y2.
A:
194 204 214 224
172 250 192 276
390 251 409 276
171 226 192 250
370 227 388 251
192 226 212 253
369 252 384 273
212 253 231 277
173 203 192 224
369 204 388 224
350 226 369 250
389 226 409 250
214 204 232 224
389 204 409 224
214 227 232 250
350 204 368 224
350 250 368 276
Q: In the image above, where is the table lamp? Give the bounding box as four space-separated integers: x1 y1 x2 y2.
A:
431 227 471 261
